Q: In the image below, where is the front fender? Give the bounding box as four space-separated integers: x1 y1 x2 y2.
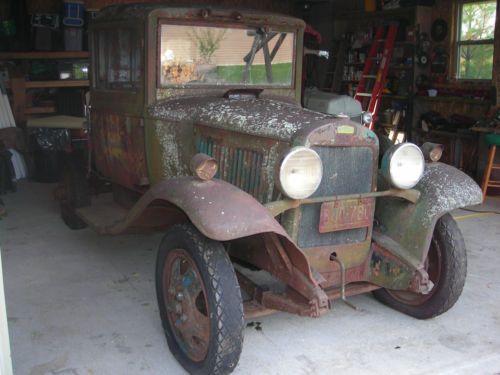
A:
145 176 291 242
374 162 482 267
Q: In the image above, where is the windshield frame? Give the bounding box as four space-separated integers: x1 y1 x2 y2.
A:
156 19 297 90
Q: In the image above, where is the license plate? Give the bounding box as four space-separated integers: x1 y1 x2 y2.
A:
318 198 374 234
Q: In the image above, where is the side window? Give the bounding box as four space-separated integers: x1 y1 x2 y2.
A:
95 29 142 90
456 0 496 80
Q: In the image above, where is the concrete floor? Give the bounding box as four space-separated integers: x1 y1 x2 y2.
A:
1 181 500 375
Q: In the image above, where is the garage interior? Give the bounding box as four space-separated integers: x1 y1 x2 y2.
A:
0 0 499 374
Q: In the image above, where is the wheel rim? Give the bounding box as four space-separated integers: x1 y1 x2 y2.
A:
163 249 210 362
387 237 442 305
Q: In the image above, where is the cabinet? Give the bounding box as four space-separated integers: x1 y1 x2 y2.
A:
0 51 89 124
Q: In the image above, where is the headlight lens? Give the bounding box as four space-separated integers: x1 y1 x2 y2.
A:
362 111 373 125
382 143 425 189
279 147 323 199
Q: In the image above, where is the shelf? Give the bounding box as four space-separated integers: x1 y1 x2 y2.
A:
381 94 409 100
417 96 492 106
414 128 476 139
390 65 413 70
0 51 89 60
7 80 89 88
334 6 416 21
27 80 89 88
394 41 416 47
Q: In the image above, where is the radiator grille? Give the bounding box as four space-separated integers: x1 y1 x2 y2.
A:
196 136 266 201
298 146 374 248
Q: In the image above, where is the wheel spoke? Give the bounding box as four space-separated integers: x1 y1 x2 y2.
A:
164 249 211 362
171 257 183 285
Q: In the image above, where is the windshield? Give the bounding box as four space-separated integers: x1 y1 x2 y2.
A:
159 24 295 87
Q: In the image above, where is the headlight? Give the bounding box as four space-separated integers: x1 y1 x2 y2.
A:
382 143 425 189
278 147 323 199
362 111 373 125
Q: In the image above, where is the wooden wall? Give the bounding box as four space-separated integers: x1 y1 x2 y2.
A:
494 0 500 106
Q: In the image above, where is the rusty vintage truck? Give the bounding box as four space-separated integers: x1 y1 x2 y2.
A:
57 4 483 375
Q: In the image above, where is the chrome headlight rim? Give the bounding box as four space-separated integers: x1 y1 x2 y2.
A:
382 143 425 190
278 146 323 200
361 111 373 125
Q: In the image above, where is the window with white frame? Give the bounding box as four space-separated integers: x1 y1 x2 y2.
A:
457 0 496 80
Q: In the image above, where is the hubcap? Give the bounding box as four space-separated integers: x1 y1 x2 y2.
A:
387 237 442 305
163 249 210 362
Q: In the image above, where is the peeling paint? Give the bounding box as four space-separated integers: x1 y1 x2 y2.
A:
154 120 189 177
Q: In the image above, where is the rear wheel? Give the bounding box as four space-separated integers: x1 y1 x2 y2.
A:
373 214 467 319
59 155 89 230
156 224 244 375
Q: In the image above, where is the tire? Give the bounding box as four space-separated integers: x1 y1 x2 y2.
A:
59 155 90 230
377 133 393 166
373 214 467 319
156 224 244 375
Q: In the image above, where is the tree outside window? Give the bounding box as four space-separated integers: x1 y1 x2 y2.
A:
457 0 496 80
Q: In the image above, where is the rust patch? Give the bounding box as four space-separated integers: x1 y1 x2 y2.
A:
92 112 148 190
369 242 413 289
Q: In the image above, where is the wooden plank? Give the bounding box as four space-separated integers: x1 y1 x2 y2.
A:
24 106 56 114
0 51 89 60
9 77 25 124
24 80 89 88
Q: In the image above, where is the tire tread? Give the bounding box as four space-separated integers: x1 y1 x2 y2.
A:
156 224 244 375
373 214 467 319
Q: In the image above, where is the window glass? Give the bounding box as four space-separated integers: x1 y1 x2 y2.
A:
96 32 109 88
460 1 496 40
159 24 294 87
95 29 142 90
458 44 494 79
457 1 496 80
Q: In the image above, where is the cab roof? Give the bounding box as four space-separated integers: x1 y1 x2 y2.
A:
93 3 305 30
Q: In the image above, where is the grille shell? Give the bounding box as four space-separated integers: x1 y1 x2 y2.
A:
297 146 374 248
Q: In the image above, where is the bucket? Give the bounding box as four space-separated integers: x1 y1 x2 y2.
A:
63 0 85 27
364 0 377 12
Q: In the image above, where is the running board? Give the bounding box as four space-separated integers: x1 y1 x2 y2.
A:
77 193 127 233
76 193 187 234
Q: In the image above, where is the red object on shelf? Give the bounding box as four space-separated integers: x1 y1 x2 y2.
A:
354 24 398 129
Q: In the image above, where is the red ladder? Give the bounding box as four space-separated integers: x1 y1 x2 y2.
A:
354 24 398 130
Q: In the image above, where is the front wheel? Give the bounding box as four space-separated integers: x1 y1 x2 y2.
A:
156 224 244 375
373 214 467 319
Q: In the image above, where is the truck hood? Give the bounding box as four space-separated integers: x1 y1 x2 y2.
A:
148 96 333 142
